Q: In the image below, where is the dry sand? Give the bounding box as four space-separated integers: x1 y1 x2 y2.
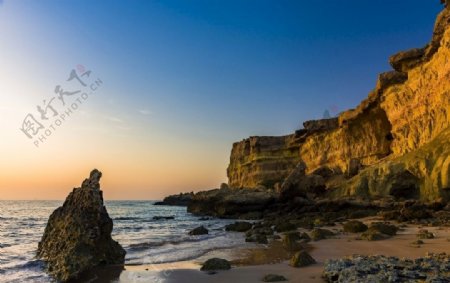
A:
114 219 450 283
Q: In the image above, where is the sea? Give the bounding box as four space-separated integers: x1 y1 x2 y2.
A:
0 200 247 283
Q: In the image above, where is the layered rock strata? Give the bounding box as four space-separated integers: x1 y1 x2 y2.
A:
227 3 450 201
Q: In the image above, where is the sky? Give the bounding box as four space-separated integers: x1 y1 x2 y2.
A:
0 0 443 200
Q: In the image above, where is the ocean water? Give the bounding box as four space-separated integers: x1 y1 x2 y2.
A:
0 200 246 283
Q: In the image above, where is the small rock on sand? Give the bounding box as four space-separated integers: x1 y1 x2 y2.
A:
189 226 209 235
262 274 288 282
289 251 316 267
200 258 231 271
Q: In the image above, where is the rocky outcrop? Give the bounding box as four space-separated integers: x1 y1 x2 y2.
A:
278 161 326 201
187 188 276 218
227 135 303 189
154 192 194 206
226 119 343 189
303 118 338 133
226 3 450 202
336 126 450 201
37 169 125 282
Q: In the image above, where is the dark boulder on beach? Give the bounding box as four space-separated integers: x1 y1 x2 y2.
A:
262 274 288 282
37 169 126 282
189 225 209 235
200 258 231 271
310 228 335 241
289 251 316 267
361 222 398 241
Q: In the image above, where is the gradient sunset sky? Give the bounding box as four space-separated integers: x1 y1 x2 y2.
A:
0 0 442 200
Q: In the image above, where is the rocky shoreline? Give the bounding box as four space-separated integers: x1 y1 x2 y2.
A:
156 188 450 281
151 2 450 275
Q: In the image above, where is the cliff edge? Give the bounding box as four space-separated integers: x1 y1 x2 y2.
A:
227 2 450 202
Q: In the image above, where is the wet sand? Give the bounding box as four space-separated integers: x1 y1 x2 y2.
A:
113 219 450 283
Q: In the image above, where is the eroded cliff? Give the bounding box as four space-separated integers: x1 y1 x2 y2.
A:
227 3 450 201
227 135 302 189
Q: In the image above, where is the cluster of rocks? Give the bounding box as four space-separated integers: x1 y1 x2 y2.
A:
360 222 398 241
417 229 435 239
245 222 272 244
323 253 450 282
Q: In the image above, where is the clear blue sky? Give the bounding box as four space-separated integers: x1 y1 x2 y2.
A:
0 0 444 199
13 0 442 136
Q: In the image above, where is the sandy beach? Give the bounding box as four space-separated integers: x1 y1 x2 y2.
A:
113 219 450 283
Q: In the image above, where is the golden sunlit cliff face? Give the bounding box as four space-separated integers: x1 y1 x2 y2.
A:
227 3 450 201
227 135 302 189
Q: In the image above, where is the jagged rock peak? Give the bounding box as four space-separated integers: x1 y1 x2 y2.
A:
81 168 102 190
37 169 125 282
